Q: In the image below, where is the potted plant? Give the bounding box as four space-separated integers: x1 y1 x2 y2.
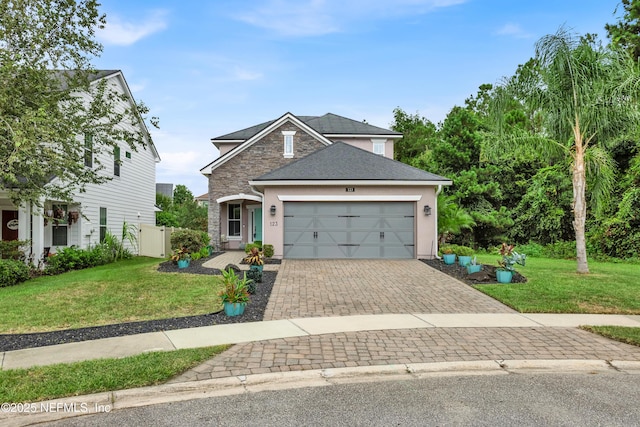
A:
457 246 474 267
219 268 251 316
440 245 456 265
466 256 482 274
244 246 264 272
171 247 191 269
496 243 526 283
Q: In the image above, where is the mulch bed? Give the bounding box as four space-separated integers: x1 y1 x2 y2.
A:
1 256 526 353
421 258 527 285
0 253 276 352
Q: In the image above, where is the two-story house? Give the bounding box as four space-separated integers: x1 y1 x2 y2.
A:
0 70 160 260
200 112 451 260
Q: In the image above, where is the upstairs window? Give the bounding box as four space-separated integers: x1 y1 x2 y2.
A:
282 131 296 158
372 139 385 156
114 146 121 176
84 133 93 167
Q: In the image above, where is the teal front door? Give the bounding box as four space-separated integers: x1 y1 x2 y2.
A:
252 208 263 242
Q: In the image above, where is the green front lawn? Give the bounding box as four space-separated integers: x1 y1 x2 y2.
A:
0 346 228 402
0 257 224 334
474 255 640 314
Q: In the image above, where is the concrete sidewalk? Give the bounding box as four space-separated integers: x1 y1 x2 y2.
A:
3 313 640 370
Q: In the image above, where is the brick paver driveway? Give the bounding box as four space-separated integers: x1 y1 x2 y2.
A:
264 259 514 320
169 258 640 383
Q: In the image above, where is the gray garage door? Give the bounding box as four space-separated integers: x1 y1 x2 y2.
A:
283 202 414 259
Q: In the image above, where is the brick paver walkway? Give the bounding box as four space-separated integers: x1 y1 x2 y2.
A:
264 260 513 319
172 258 640 383
169 327 640 382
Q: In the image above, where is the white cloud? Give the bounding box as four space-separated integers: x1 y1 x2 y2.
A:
234 0 467 37
495 23 533 39
98 10 168 46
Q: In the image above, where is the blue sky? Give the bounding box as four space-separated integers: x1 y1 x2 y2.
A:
94 0 621 197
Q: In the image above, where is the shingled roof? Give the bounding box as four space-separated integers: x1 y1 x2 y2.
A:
253 142 451 182
212 113 401 142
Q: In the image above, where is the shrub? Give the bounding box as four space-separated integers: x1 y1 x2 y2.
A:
170 229 204 254
0 259 30 287
0 240 28 260
246 280 257 294
191 251 202 261
263 244 274 258
544 241 576 259
456 245 474 256
244 243 260 254
246 268 262 283
514 242 545 258
201 231 211 247
199 247 209 258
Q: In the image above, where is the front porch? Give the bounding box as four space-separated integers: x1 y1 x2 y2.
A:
215 194 264 250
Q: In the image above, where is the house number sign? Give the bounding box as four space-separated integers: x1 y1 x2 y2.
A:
7 219 19 230
345 187 355 192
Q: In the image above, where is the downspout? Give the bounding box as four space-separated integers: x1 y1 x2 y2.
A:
433 185 443 260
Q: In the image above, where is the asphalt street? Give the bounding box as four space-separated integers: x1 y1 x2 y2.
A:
44 372 640 427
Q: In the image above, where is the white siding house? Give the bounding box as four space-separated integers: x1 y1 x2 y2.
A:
0 70 160 260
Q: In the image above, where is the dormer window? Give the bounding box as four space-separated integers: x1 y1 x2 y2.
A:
282 131 296 158
372 139 386 156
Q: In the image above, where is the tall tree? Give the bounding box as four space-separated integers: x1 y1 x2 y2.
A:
390 108 437 164
606 0 640 59
488 27 640 273
1 0 157 207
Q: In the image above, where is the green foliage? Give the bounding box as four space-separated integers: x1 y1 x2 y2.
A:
170 229 204 254
431 106 485 174
263 244 274 258
0 1 157 207
190 251 202 261
44 244 118 275
606 0 640 59
509 165 574 244
246 268 263 283
0 240 28 260
0 346 227 403
155 187 207 231
390 108 438 163
455 246 475 256
244 247 264 266
0 259 30 287
437 195 475 244
219 269 250 303
543 241 577 260
245 243 260 254
512 242 545 258
497 243 526 271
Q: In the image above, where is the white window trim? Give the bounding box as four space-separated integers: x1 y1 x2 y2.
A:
372 138 386 157
282 130 296 158
227 203 242 240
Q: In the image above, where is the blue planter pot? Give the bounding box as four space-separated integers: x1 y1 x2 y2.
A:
442 254 456 265
224 302 246 316
458 256 472 267
250 264 263 273
177 259 189 269
496 270 513 284
467 264 482 274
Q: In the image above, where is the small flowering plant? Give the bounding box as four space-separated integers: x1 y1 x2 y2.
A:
497 243 526 271
170 247 191 262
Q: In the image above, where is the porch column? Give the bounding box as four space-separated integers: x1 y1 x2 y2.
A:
31 205 45 262
17 203 30 242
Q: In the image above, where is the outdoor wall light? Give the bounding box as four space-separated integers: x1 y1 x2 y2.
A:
270 205 276 215
423 205 432 216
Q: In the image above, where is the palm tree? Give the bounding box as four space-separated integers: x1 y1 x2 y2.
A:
488 27 640 273
437 194 475 246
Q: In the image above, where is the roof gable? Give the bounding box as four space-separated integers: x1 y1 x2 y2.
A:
200 112 332 175
253 142 451 182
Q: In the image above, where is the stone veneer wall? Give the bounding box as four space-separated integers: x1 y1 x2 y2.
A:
207 122 326 248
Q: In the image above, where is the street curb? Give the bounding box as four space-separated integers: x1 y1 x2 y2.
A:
3 359 640 426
